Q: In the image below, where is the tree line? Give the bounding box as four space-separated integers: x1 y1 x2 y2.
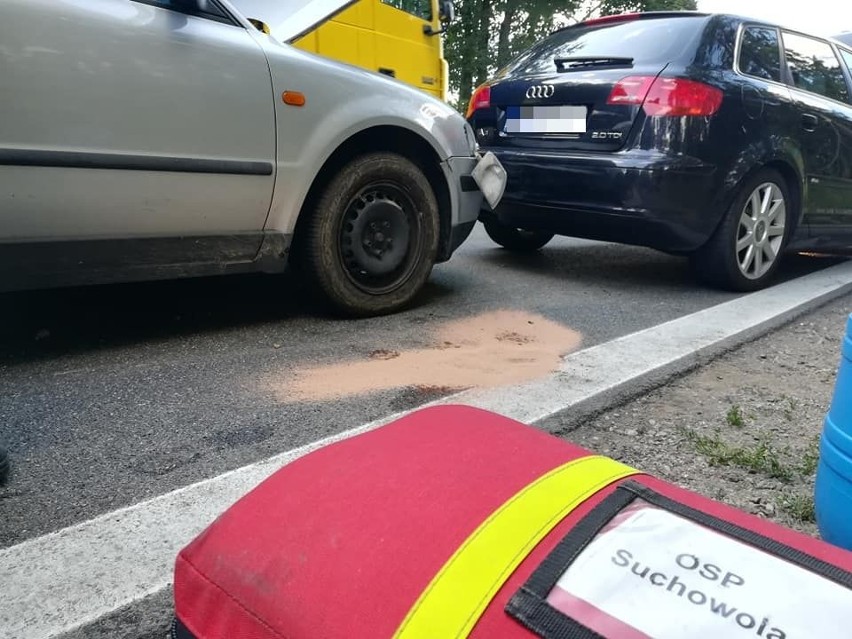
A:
444 0 698 110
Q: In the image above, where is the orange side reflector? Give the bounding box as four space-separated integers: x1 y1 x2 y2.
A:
282 91 306 107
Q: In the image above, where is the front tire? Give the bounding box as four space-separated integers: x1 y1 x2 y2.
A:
482 219 554 252
299 152 440 317
691 168 791 291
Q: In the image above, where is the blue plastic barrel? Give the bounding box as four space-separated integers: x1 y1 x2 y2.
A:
815 314 852 549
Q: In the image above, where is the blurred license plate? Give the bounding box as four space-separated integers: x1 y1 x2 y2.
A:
505 106 587 134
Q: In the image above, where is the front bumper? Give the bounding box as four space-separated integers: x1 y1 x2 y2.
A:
482 148 719 253
440 153 507 259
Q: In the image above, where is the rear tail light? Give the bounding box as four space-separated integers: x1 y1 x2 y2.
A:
607 76 723 117
606 76 656 106
466 84 491 119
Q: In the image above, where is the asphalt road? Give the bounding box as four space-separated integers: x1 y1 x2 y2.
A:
0 227 837 551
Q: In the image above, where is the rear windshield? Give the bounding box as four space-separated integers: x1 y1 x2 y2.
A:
499 16 708 77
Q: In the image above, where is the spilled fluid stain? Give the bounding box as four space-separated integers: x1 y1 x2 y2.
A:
274 310 583 403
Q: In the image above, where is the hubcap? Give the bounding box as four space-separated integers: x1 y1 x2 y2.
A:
736 182 786 280
338 183 422 294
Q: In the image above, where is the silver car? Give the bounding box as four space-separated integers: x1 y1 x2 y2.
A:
0 0 504 316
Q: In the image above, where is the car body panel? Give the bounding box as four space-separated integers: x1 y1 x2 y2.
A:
0 0 485 294
480 149 719 251
0 233 272 292
0 0 277 243
250 33 475 236
786 86 852 228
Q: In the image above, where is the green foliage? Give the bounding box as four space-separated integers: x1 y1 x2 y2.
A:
680 427 794 482
777 493 816 523
600 0 698 14
444 0 698 110
800 436 820 476
726 405 746 428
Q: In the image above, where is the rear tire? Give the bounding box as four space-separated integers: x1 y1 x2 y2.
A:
691 168 792 292
299 152 440 317
482 219 554 252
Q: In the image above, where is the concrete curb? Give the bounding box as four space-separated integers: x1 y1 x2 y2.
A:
547 273 852 433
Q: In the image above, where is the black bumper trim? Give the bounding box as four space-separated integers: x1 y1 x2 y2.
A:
460 175 479 192
0 148 273 176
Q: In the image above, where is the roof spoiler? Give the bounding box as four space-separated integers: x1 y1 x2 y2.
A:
553 10 708 35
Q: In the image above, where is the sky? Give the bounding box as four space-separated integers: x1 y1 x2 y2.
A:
697 0 851 39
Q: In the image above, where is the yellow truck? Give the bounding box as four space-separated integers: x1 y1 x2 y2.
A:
243 0 454 101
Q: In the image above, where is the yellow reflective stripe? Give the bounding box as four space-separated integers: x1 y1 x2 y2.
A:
393 455 638 639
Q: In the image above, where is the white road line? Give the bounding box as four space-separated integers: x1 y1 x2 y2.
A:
3 261 852 639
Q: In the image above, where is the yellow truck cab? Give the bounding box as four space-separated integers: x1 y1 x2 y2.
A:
243 0 454 101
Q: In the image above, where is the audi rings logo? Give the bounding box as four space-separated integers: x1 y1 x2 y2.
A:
525 84 555 99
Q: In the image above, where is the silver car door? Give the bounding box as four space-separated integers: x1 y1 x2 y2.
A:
0 0 275 248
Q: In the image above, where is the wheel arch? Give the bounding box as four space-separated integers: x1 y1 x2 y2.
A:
691 158 802 291
706 149 805 248
289 126 452 266
761 159 804 235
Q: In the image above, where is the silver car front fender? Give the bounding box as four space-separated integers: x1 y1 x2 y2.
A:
255 38 477 236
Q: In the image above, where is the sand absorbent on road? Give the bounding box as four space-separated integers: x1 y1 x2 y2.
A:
274 310 583 402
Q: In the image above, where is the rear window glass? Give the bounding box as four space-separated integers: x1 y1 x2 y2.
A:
739 26 782 82
782 32 850 104
499 17 707 77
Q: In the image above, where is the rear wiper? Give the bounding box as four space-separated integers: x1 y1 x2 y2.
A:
554 56 634 71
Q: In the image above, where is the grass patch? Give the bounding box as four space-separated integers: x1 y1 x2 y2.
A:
680 427 793 481
726 405 745 428
778 493 816 523
800 437 821 476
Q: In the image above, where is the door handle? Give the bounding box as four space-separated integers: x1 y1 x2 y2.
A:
378 68 396 78
801 113 818 132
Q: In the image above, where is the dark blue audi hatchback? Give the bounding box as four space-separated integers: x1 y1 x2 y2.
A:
467 12 852 290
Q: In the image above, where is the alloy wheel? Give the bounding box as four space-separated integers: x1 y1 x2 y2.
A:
735 182 786 280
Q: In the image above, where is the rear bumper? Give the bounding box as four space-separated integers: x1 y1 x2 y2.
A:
483 148 720 253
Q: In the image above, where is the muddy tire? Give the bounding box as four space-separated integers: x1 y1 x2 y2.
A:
299 152 440 317
483 219 554 252
691 168 792 292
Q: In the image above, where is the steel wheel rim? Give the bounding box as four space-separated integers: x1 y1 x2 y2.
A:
736 182 786 280
337 182 423 295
